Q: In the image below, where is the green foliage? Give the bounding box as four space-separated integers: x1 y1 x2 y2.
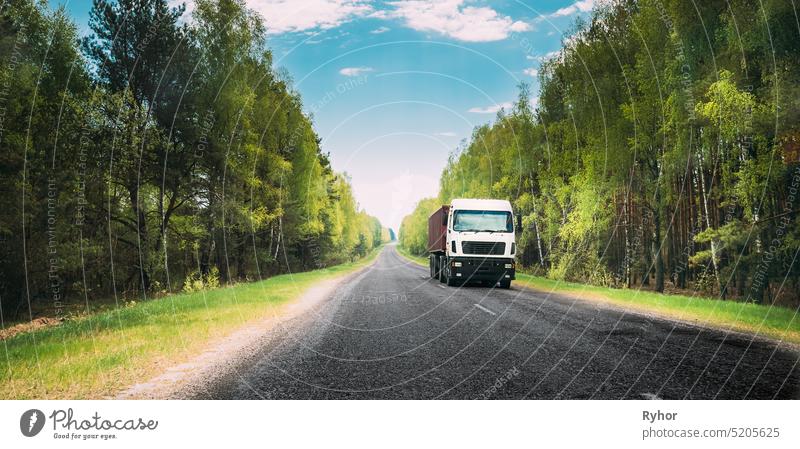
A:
182 267 221 293
398 198 440 256
0 0 383 318
400 0 800 306
1 248 381 399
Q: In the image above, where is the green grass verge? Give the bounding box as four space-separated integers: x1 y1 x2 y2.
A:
395 244 428 266
395 245 800 345
515 274 800 345
1 248 381 399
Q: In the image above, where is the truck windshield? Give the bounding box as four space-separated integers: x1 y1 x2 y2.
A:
452 210 513 232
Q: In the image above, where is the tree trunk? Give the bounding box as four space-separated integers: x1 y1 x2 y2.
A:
532 195 545 268
129 184 150 294
624 191 632 288
653 204 664 292
697 152 721 295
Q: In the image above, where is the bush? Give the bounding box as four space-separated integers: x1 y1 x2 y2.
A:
182 267 221 293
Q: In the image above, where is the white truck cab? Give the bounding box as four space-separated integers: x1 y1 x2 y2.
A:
429 198 516 288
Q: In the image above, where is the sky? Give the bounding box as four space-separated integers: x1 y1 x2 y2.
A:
51 0 597 232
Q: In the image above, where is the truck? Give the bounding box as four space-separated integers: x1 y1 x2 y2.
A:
428 198 516 288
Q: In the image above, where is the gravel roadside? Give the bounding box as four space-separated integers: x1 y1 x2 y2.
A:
115 263 375 399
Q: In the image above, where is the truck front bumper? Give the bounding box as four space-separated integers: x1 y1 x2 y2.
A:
449 257 515 282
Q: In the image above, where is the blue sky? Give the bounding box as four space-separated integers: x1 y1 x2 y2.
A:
51 0 597 231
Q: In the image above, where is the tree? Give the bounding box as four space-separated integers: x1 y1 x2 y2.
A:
400 0 800 307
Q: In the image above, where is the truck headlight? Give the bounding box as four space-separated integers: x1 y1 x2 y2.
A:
504 263 513 269
453 261 462 267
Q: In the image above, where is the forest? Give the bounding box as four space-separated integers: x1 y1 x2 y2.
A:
400 0 800 306
0 0 386 319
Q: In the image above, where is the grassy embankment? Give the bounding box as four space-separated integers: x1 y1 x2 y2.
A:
1 248 382 399
396 246 800 345
396 244 429 266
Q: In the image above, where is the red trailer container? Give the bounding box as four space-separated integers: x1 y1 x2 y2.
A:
427 205 449 254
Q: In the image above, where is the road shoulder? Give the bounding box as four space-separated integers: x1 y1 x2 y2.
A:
116 257 378 399
394 246 800 351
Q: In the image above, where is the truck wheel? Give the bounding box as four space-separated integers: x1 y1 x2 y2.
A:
438 257 446 283
499 279 511 289
429 256 435 278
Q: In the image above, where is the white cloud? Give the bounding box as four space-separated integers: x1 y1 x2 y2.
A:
435 132 458 137
523 67 538 77
169 0 195 17
536 50 560 61
248 0 373 34
339 66 374 76
550 0 594 17
509 21 532 32
305 35 335 44
387 0 531 42
370 26 391 34
468 101 512 114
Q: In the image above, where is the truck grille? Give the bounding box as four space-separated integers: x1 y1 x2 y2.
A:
461 241 506 255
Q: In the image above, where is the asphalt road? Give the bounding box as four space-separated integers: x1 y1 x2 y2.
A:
192 245 799 399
